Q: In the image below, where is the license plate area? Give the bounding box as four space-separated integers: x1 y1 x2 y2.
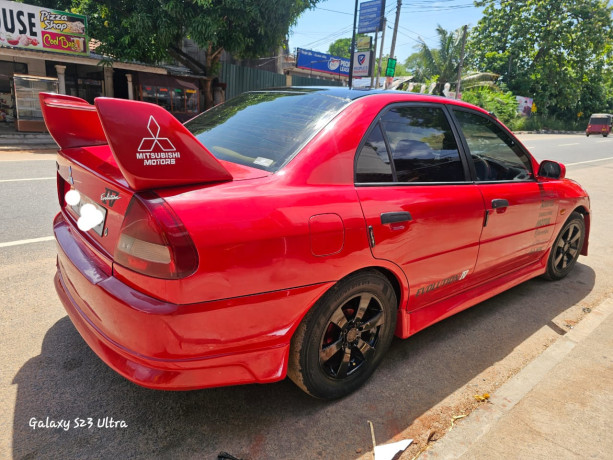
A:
70 192 107 236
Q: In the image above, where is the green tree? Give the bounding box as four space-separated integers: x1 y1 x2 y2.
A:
461 87 518 124
470 0 613 118
404 52 426 79
328 37 351 59
327 34 367 58
31 0 320 107
405 25 467 94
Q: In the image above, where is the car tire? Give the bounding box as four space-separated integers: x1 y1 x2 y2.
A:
586 133 590 137
603 134 608 137
287 270 397 399
543 212 585 281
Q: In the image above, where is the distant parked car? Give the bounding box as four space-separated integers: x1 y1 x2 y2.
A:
41 88 590 399
585 113 612 137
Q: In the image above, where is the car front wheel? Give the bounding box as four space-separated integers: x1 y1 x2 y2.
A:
543 212 585 280
287 271 397 399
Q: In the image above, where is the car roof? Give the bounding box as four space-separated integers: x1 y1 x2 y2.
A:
250 86 392 100
251 86 481 110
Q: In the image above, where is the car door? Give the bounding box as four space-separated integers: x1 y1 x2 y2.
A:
450 108 558 284
355 104 485 312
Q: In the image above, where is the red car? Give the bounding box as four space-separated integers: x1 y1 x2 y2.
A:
41 88 590 399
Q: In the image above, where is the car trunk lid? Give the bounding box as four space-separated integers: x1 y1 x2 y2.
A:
40 93 247 272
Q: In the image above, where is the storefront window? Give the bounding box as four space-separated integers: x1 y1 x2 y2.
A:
45 62 104 103
186 89 198 113
142 85 157 105
172 88 185 112
138 74 200 120
157 87 171 111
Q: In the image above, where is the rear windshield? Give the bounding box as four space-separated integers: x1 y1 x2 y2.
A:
589 116 610 124
185 90 351 172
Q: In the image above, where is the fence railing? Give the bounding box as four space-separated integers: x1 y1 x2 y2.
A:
291 75 342 87
221 62 342 100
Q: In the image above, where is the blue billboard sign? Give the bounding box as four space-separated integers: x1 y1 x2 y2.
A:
358 0 385 34
296 48 350 76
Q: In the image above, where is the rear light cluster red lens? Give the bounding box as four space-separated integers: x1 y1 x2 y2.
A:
114 192 198 279
58 172 70 208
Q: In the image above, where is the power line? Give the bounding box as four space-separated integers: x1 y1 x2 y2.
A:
295 6 391 52
316 7 353 16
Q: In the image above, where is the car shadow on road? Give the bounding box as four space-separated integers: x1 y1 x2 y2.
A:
12 263 595 460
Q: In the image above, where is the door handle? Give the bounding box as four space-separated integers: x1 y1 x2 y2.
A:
491 199 509 209
381 211 413 224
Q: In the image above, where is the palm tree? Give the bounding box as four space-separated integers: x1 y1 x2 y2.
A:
409 25 465 95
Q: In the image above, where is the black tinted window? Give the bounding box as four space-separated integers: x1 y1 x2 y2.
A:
453 110 533 181
355 123 393 183
590 116 610 124
185 90 350 172
381 106 465 182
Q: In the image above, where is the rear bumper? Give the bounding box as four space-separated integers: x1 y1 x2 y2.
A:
54 213 332 390
586 128 610 135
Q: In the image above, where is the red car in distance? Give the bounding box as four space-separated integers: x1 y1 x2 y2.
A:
41 88 590 399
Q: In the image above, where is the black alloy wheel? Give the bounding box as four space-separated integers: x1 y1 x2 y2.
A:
544 212 585 280
319 292 384 380
287 271 397 399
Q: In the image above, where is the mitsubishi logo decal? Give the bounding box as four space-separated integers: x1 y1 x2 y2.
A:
138 116 177 152
135 115 181 166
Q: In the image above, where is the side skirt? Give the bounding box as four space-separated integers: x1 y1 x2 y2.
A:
397 260 548 338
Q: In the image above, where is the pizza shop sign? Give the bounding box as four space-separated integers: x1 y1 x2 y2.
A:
0 0 88 55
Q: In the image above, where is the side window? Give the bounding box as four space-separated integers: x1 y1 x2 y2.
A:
380 106 465 182
453 110 533 181
355 123 394 183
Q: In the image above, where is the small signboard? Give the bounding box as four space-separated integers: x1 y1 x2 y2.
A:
385 58 397 77
356 36 372 51
516 96 534 117
353 51 373 77
296 48 350 76
358 0 385 34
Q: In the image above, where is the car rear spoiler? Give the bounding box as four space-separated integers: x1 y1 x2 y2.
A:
39 92 233 190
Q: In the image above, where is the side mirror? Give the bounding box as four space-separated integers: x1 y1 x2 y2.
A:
538 160 566 180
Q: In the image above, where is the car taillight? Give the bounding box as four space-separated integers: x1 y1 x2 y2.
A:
114 192 198 279
58 172 70 207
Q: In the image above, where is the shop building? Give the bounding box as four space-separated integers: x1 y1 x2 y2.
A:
0 0 202 132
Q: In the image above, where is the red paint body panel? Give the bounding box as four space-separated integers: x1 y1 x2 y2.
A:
39 93 107 149
473 181 557 282
46 89 591 391
54 212 333 388
406 257 548 336
357 184 484 311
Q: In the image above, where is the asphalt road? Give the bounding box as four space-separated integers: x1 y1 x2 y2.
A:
1 135 612 460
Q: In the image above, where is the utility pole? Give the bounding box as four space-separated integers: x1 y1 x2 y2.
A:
348 0 359 89
455 25 468 99
370 27 379 88
376 18 387 88
386 0 402 89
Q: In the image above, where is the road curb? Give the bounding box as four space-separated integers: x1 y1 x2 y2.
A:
514 131 584 135
420 297 613 459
